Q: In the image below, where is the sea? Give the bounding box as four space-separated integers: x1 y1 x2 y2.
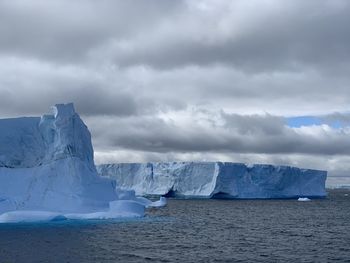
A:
0 189 349 263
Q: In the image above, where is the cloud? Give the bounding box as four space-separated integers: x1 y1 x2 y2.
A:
0 57 138 116
1 0 350 116
1 57 349 118
85 111 350 156
0 0 182 63
322 112 350 125
2 0 350 73
0 56 188 117
91 0 350 72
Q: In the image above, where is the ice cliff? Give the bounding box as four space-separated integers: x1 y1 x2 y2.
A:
97 162 327 199
0 103 163 223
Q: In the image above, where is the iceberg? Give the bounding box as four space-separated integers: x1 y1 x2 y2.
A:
97 162 327 199
0 103 163 223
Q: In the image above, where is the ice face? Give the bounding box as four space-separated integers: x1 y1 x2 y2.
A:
0 103 94 170
97 162 327 199
0 117 44 168
0 103 165 223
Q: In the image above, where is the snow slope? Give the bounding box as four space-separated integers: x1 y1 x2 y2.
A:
97 162 327 199
0 103 162 223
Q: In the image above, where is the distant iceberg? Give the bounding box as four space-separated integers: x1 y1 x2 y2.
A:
0 103 163 223
97 162 327 199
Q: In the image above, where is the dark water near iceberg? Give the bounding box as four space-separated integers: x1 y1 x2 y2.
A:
0 190 349 263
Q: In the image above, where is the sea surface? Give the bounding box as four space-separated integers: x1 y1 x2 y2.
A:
0 189 349 263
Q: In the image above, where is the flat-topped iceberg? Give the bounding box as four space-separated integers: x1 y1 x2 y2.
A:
0 103 163 223
97 162 327 199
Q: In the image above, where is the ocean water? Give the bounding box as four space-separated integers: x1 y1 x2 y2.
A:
0 190 349 263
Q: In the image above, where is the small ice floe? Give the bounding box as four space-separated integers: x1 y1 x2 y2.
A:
344 194 349 197
298 197 311 202
149 197 167 207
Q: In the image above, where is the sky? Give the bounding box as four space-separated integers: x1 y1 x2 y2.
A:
0 0 350 187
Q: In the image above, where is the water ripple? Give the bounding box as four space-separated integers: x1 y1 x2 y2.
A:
0 190 349 262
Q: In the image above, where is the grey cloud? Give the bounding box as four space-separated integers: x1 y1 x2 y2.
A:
221 112 285 135
0 57 188 117
0 0 183 62
85 112 350 156
1 0 350 117
0 64 138 117
1 54 349 121
2 0 350 73
0 86 138 117
104 0 350 72
322 112 350 125
116 66 350 116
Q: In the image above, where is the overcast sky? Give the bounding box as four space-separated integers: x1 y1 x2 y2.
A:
1 0 350 186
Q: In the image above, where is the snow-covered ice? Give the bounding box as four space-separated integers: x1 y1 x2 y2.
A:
298 197 311 202
97 162 327 199
0 103 164 223
0 200 145 223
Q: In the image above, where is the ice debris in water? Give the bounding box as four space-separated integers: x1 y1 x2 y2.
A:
298 197 311 202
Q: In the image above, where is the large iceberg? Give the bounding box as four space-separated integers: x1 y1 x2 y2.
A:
97 162 327 199
0 103 162 223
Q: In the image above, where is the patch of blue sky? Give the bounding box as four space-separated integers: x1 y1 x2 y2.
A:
287 116 322 128
286 116 343 128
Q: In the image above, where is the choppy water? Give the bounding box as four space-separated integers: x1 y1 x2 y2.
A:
0 190 349 263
